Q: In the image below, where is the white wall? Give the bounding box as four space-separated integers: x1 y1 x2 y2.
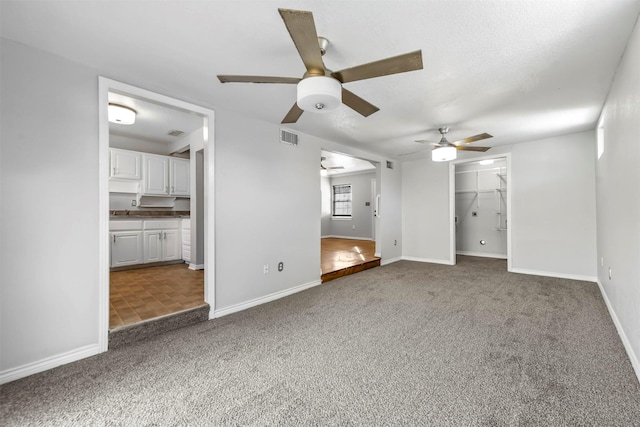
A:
401 131 597 280
402 159 452 263
509 132 597 279
213 108 321 311
379 162 403 263
320 175 331 236
1 39 102 375
322 171 375 240
596 16 640 379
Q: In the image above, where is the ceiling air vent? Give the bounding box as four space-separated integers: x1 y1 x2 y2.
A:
168 130 185 137
280 129 298 146
386 161 394 169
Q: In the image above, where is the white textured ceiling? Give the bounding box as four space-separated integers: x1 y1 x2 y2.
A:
2 0 639 160
108 92 204 144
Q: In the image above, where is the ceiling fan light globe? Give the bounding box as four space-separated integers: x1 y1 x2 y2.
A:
432 146 457 162
297 76 341 113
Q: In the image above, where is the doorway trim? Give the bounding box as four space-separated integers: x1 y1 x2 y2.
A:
98 77 215 352
449 153 512 271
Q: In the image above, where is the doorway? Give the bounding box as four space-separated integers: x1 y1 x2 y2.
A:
450 155 512 270
98 78 215 351
320 150 381 281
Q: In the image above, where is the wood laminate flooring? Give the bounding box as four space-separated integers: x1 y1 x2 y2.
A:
321 238 380 283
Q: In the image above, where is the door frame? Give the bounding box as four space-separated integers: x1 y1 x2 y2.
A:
97 77 215 351
449 153 512 271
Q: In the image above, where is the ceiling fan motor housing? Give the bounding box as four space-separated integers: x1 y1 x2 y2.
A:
297 76 342 112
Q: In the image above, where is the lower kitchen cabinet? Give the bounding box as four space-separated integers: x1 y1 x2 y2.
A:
110 219 181 267
110 231 143 267
143 229 180 263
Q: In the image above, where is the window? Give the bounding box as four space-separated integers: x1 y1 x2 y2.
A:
332 184 352 217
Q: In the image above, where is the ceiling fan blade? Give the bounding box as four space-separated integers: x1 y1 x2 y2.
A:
217 75 301 84
281 103 304 124
278 9 325 75
456 146 491 152
451 132 493 145
342 88 379 117
331 50 423 84
414 139 438 144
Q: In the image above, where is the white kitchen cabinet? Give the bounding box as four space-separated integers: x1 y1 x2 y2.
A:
110 231 143 267
181 218 191 263
110 148 141 180
170 158 190 196
142 154 170 195
143 220 181 263
142 154 190 197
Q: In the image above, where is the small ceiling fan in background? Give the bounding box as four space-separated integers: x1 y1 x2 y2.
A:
320 157 344 171
402 127 493 161
217 8 423 124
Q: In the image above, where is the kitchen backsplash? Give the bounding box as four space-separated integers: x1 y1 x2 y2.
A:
110 193 190 211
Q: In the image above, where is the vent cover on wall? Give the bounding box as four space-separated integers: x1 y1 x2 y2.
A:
280 129 299 146
168 130 185 137
386 161 394 169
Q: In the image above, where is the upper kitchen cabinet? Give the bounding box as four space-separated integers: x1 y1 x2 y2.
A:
170 158 190 196
142 154 190 197
110 148 141 180
143 154 170 195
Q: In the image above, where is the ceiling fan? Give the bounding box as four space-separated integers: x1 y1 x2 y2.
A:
217 8 423 124
403 127 493 161
320 157 344 170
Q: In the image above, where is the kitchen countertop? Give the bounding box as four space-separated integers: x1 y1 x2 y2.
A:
110 210 190 219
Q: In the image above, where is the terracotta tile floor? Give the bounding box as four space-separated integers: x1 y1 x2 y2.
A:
110 263 204 329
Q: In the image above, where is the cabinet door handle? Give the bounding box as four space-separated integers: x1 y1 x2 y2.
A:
113 167 117 175
113 235 116 243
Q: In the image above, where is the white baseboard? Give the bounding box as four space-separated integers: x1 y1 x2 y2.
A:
596 279 640 384
402 256 455 266
0 344 101 385
381 256 402 266
188 263 204 270
213 279 322 318
457 251 507 259
509 268 597 282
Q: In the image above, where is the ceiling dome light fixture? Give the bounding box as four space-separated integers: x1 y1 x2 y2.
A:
297 76 342 113
431 145 457 162
108 103 137 125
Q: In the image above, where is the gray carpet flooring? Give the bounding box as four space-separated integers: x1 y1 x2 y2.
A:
2 256 640 426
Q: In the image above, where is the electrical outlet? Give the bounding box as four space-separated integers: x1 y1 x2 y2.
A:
352 225 356 229
601 257 604 267
131 200 137 206
278 262 284 272
608 267 612 280
263 264 269 274
394 240 397 246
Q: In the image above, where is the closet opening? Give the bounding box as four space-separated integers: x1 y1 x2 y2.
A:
451 155 511 270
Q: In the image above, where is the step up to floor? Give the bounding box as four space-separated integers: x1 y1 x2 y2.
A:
109 304 210 349
321 258 381 283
